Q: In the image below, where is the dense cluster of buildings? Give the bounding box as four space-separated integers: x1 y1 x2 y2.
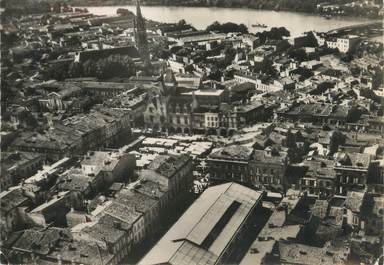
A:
1 148 193 264
1 0 383 264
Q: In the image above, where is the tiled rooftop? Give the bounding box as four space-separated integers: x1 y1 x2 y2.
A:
209 145 253 161
82 218 126 244
148 154 190 178
253 148 287 164
0 187 31 213
104 201 143 226
115 188 158 213
279 241 335 265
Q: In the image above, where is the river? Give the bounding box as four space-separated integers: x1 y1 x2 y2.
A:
86 5 372 37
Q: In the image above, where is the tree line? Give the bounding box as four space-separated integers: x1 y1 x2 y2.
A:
45 54 136 81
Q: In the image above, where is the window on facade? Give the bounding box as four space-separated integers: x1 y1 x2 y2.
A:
310 180 315 186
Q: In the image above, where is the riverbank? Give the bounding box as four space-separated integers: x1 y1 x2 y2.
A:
71 0 383 19
85 5 374 37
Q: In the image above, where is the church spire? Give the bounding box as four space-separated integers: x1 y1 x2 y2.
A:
136 0 143 18
135 0 150 66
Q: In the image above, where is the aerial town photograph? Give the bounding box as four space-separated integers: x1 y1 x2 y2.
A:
0 0 383 264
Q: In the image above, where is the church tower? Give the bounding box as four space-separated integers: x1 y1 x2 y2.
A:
134 0 150 66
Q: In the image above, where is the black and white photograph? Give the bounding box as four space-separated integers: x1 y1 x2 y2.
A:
0 0 383 264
